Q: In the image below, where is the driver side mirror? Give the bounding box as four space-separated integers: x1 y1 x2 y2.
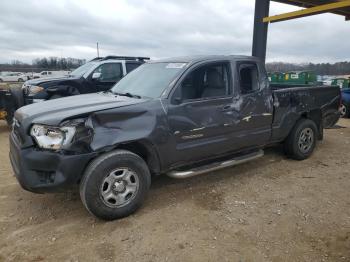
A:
173 97 182 105
92 72 102 80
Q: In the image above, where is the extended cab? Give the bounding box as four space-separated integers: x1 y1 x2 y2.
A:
4 56 148 125
10 55 341 220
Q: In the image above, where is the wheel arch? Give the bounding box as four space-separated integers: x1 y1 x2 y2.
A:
114 140 161 175
300 109 323 140
294 109 323 140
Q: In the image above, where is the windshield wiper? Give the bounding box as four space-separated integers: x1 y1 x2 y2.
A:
113 92 141 99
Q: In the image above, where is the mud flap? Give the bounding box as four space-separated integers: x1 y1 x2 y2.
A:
323 111 341 129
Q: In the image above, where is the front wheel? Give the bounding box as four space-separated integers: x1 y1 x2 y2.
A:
80 150 151 220
284 119 318 160
339 104 349 118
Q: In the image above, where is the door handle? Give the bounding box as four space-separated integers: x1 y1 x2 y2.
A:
221 105 231 111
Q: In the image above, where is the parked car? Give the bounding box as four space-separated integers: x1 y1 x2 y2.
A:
31 70 71 79
10 55 341 220
3 56 149 125
0 72 28 82
340 87 350 117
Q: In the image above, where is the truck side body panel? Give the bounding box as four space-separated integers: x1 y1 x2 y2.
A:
271 85 341 142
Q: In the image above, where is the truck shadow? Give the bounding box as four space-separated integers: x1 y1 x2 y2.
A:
142 146 286 213
13 146 286 222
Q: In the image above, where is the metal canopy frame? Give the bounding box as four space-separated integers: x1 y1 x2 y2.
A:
252 0 350 63
265 0 350 22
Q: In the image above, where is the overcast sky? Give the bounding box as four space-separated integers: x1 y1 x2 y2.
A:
0 0 349 64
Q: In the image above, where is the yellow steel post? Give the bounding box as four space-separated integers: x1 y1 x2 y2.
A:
264 0 350 23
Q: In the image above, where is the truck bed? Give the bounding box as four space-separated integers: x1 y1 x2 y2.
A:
270 84 341 142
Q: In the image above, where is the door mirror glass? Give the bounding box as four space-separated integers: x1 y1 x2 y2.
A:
92 72 102 80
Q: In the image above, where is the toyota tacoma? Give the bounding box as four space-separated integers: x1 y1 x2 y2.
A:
10 55 341 220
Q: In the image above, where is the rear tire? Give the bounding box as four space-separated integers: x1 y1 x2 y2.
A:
80 150 151 220
284 118 318 160
18 78 24 82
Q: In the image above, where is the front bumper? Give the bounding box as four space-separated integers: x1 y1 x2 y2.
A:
9 132 96 193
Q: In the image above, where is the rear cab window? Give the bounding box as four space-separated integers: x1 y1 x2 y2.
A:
237 62 259 94
126 62 142 73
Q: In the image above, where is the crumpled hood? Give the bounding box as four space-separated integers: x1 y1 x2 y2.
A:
15 92 148 128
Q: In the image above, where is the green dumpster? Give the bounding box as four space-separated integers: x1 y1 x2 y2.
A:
331 78 350 89
283 71 317 85
268 72 284 83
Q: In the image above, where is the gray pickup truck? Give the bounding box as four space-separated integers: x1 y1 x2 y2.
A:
10 55 341 220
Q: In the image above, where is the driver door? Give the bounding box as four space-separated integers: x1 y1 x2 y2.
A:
166 61 235 165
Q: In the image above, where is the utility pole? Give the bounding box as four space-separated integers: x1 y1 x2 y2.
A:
97 42 100 58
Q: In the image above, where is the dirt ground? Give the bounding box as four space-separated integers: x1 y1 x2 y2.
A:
0 119 349 262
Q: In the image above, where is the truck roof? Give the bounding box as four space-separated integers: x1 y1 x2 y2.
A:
90 56 150 62
154 55 260 64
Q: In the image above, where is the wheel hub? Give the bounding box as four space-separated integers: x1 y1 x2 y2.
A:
113 181 126 193
99 168 139 208
298 127 314 154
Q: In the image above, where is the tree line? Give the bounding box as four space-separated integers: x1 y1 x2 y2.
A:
0 57 86 72
266 61 350 75
1 57 349 75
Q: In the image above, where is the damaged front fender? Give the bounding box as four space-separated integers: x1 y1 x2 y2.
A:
82 99 171 171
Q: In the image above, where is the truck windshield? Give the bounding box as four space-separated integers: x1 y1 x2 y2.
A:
70 62 97 77
111 62 186 98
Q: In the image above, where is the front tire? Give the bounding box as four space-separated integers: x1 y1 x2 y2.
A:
80 150 151 220
340 104 349 118
284 118 318 160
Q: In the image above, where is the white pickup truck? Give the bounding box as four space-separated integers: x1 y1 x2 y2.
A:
32 70 71 79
